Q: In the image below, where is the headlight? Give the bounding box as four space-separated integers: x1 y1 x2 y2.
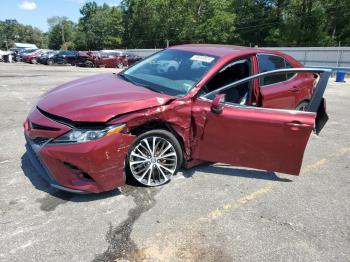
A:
52 124 125 144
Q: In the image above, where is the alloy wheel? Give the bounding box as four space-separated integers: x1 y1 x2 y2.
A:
296 101 309 111
129 136 177 186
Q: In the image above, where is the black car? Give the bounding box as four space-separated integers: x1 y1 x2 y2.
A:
50 50 78 65
38 51 58 65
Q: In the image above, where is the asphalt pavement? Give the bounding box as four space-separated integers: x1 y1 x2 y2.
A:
0 63 349 262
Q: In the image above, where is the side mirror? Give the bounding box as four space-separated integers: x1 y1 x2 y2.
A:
211 94 226 114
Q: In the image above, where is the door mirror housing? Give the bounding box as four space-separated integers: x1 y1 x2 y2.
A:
211 94 226 114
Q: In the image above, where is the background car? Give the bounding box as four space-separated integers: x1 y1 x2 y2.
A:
94 52 122 68
50 50 78 65
15 48 38 62
22 49 52 64
123 52 142 67
37 51 58 65
75 51 101 67
100 50 126 68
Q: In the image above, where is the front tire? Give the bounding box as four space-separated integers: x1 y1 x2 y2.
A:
117 62 123 69
126 129 183 187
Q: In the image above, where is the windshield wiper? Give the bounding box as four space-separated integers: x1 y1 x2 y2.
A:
136 82 164 94
118 73 136 84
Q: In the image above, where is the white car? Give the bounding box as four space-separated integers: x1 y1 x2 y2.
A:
156 60 180 73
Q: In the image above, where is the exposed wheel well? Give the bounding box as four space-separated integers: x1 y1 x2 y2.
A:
297 99 310 106
129 121 186 157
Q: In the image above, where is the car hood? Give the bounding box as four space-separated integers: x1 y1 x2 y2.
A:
37 73 173 122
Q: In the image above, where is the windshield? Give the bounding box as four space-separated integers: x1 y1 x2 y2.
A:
122 49 219 96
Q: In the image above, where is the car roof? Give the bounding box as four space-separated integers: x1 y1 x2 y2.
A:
169 44 286 59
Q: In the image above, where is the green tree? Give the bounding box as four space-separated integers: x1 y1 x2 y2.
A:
122 0 237 48
0 19 47 50
47 16 75 50
74 2 124 50
322 0 350 44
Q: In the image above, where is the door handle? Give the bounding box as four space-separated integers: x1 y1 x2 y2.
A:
286 122 309 127
285 121 310 129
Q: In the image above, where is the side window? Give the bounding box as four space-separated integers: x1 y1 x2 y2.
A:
258 54 286 86
285 59 296 80
204 58 252 105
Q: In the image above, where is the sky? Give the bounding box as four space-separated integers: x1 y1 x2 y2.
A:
0 0 121 32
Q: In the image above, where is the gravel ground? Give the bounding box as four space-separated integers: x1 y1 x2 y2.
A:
0 62 349 262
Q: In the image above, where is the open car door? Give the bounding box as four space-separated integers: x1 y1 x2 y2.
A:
192 68 331 175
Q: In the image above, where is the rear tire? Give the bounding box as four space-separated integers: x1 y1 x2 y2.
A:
296 101 309 111
31 58 37 64
47 59 53 66
126 129 183 187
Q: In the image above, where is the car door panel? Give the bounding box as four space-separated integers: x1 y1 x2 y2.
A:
192 98 315 175
257 54 297 109
260 80 297 109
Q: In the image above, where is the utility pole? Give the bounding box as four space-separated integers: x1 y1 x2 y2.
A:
59 17 65 48
166 39 169 48
4 37 8 50
336 41 341 68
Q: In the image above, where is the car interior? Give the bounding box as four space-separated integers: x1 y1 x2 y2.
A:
203 59 252 105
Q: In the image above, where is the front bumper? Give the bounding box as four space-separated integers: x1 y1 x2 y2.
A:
25 139 87 193
24 108 135 193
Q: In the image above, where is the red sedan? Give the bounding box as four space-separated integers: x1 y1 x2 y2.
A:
23 44 330 193
22 50 49 64
95 52 142 68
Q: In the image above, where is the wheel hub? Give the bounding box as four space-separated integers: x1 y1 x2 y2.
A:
129 136 177 186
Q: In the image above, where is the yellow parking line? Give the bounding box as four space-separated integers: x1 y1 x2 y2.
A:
203 147 350 221
133 148 350 260
207 182 277 220
301 158 327 173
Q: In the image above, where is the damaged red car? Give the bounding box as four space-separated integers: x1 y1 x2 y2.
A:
23 44 330 193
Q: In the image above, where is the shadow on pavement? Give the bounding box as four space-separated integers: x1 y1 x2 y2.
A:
21 151 291 209
21 153 122 207
182 162 292 182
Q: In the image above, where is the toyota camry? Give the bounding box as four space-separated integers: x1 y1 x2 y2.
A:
23 44 330 193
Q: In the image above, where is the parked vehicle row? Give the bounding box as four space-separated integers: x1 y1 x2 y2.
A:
2 48 143 68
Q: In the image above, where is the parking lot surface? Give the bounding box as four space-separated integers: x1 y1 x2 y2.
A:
0 63 349 262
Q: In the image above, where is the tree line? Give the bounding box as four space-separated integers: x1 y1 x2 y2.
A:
1 0 349 50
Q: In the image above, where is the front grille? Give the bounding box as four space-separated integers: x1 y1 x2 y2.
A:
32 137 51 146
25 142 56 184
